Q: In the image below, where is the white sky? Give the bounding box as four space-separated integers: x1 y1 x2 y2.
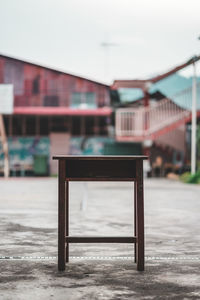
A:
0 0 200 84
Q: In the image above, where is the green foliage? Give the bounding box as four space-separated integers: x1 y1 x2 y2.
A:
180 172 191 183
180 170 200 184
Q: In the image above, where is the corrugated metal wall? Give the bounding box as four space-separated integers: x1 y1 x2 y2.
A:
0 56 110 108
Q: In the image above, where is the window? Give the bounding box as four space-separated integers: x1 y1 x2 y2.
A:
70 92 96 108
43 95 59 106
32 76 40 94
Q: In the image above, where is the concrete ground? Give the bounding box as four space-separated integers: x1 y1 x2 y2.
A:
0 178 200 299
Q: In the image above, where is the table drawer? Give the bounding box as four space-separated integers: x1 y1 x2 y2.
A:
65 160 136 180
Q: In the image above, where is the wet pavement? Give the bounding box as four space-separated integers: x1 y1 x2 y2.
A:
0 178 200 299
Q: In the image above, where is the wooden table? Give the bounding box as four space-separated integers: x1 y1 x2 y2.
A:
53 155 147 271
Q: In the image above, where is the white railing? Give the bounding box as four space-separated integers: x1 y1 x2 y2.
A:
116 82 200 138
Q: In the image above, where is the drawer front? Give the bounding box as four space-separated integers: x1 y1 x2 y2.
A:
65 160 136 179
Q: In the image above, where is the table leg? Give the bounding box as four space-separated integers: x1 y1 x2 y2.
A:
134 181 137 263
136 160 144 271
58 160 66 271
66 180 69 262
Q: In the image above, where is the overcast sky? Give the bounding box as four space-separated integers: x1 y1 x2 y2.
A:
0 0 200 84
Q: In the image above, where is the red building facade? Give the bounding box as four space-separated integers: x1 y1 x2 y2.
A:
0 54 112 136
0 54 113 176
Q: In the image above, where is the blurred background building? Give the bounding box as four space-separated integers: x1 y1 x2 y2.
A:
0 54 113 175
0 54 200 176
113 56 200 177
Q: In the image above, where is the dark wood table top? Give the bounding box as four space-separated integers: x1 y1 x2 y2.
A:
53 155 148 161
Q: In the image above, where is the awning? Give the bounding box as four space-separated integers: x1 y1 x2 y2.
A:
14 107 112 116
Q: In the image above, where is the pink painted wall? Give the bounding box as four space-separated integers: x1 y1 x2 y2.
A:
156 124 185 152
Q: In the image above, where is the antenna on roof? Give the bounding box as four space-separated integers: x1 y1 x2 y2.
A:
100 40 119 83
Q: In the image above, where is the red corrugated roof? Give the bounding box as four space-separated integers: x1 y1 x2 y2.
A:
112 55 200 90
14 107 112 116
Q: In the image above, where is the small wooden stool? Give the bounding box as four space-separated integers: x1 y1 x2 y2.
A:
53 155 147 271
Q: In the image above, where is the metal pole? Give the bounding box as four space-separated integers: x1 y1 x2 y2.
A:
191 62 197 174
